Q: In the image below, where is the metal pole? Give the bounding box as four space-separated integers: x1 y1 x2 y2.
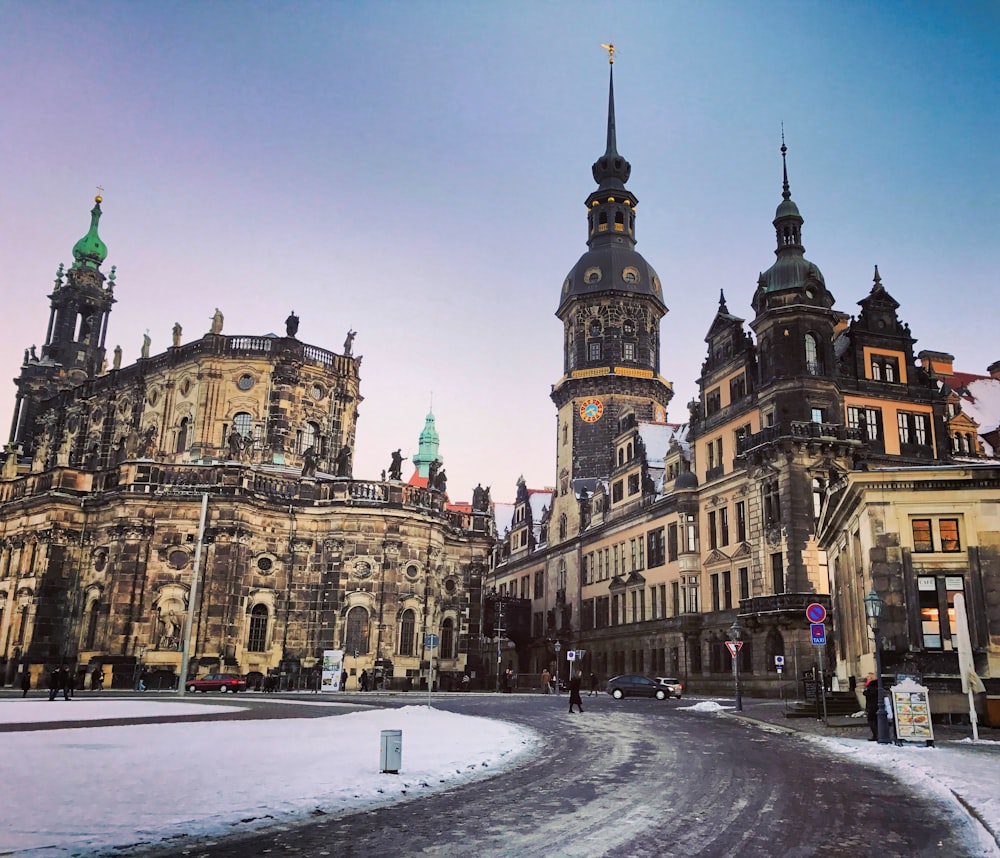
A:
874 623 891 744
817 646 828 724
733 650 743 711
178 493 209 696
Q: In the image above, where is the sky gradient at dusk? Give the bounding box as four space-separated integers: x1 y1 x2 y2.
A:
2 2 997 500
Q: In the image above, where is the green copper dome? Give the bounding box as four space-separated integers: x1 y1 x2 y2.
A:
71 196 108 270
412 409 441 478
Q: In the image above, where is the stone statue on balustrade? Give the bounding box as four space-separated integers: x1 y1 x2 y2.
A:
388 449 406 481
285 311 300 338
301 446 318 478
335 444 352 477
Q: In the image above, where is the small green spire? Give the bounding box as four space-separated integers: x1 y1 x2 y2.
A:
412 408 441 478
71 195 108 270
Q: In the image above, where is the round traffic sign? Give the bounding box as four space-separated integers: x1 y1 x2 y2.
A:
806 603 827 624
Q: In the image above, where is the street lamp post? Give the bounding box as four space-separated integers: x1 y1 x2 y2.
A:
134 642 147 691
729 618 743 712
554 641 562 696
864 588 891 745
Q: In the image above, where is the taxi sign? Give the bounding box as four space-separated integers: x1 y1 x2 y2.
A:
810 623 826 645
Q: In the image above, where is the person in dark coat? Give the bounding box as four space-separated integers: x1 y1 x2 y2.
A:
359 669 369 691
48 666 63 701
340 669 348 691
863 672 879 740
20 670 31 697
64 667 75 700
568 672 584 713
588 672 599 696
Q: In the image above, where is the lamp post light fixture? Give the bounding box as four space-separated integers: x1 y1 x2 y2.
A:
729 618 743 712
863 588 891 745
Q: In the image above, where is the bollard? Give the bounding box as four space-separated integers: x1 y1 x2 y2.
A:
380 729 402 774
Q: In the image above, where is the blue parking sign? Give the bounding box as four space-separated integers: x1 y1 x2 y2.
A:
810 623 826 645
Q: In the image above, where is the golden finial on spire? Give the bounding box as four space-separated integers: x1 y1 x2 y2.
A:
600 43 616 64
95 184 104 203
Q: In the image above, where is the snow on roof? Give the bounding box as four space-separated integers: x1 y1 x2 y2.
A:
528 489 553 521
963 377 1000 434
493 502 516 533
637 421 689 466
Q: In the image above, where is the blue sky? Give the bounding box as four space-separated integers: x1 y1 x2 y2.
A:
2 2 997 500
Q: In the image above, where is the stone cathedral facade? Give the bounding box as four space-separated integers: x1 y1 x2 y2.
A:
0 197 493 691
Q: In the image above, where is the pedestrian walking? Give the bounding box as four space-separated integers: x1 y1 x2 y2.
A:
863 672 879 741
340 669 348 691
48 666 62 701
64 667 75 700
588 672 599 696
20 670 31 698
359 669 369 691
92 665 104 691
541 668 551 694
568 672 584 713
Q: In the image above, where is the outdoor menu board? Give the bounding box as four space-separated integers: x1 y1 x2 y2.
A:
891 677 934 744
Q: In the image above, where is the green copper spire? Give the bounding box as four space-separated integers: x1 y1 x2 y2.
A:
411 408 441 478
71 194 108 270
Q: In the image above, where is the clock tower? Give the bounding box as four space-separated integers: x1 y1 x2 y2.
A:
550 58 673 535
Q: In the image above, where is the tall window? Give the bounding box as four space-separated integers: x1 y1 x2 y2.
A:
623 341 636 361
345 606 370 655
299 421 319 454
918 575 965 650
847 406 882 442
440 618 455 659
708 511 718 550
738 567 750 601
175 417 189 453
232 412 252 438
720 507 730 547
736 501 747 542
589 342 602 361
722 570 732 610
399 609 415 656
770 553 784 594
764 480 781 526
84 600 100 649
247 604 268 652
805 333 821 375
647 527 665 568
667 524 678 561
898 412 930 446
912 517 962 553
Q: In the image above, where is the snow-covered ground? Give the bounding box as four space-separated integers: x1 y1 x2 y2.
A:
0 699 537 857
2 698 998 857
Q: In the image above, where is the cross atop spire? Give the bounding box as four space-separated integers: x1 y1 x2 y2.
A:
600 42 616 64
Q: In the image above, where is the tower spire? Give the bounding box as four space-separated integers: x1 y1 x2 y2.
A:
781 123 791 201
591 45 630 191
604 47 618 158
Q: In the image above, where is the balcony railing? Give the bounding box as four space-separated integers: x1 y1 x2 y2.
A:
737 421 862 456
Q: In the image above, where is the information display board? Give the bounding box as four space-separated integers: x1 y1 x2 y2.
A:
321 649 345 692
891 677 934 745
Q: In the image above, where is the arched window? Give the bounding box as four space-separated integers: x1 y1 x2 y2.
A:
617 449 624 466
558 514 567 541
627 443 633 461
614 211 625 231
83 600 100 649
232 412 252 438
440 617 455 659
804 333 820 375
345 606 370 655
399 609 415 656
247 604 268 652
871 360 882 381
884 361 895 382
299 421 319 454
176 417 189 453
598 212 608 231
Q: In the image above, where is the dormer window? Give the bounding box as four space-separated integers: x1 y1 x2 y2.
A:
589 320 602 336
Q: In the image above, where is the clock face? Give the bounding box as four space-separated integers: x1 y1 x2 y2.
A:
579 398 604 423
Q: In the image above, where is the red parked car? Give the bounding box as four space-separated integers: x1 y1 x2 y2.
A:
185 673 246 694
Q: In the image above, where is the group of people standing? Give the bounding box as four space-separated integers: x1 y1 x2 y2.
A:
46 666 76 701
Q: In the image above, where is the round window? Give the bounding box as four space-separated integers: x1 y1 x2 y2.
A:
179 378 192 396
405 564 419 579
168 550 189 570
444 578 457 594
355 561 372 579
257 556 273 574
93 550 107 573
310 384 324 400
237 374 254 391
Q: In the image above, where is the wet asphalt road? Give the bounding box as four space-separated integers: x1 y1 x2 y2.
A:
139 693 984 858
